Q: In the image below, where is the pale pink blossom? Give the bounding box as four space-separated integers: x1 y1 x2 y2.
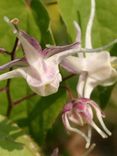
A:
62 98 111 148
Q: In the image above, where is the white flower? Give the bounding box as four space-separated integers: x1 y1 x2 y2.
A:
63 51 117 98
0 18 80 96
61 0 117 98
62 98 111 148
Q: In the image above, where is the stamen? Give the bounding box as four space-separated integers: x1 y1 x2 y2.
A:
86 126 92 148
90 121 108 138
96 112 112 136
90 101 111 136
69 115 79 124
63 113 89 142
75 111 84 126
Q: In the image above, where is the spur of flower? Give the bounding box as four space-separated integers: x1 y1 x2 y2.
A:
0 17 80 96
62 98 111 148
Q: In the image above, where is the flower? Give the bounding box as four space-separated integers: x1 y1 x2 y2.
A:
61 0 117 98
63 51 117 98
0 18 80 96
62 98 111 148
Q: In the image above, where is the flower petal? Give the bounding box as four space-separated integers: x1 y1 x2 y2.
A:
61 56 85 73
43 42 79 58
0 58 27 71
0 68 27 81
101 68 117 86
77 73 88 97
18 31 43 65
44 21 81 58
86 52 112 80
23 63 62 96
73 21 81 44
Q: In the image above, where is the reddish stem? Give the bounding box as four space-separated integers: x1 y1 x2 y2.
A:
0 87 7 92
13 93 36 105
62 85 75 100
6 37 19 117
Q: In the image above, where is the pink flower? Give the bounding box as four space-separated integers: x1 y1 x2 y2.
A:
62 98 111 148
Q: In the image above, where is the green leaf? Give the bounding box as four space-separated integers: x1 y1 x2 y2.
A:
31 0 54 46
91 85 116 108
58 0 117 46
27 89 66 145
0 115 42 156
58 0 79 41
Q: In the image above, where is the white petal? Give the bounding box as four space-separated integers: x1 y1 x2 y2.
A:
101 68 117 86
0 68 27 81
18 31 42 66
86 52 111 78
83 77 97 98
73 21 81 44
61 56 85 74
76 73 94 98
50 48 82 64
25 64 62 96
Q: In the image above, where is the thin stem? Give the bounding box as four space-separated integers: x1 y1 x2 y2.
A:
0 87 7 92
13 93 36 105
11 37 18 60
0 50 11 56
61 85 75 100
6 37 19 117
6 79 12 116
62 74 76 82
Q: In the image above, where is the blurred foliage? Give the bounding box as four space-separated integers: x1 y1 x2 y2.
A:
0 115 41 156
0 0 116 155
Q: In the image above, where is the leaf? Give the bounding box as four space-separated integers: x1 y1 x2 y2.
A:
27 89 66 145
58 0 117 46
91 85 116 108
58 0 79 41
43 1 70 45
31 0 54 46
58 0 92 42
0 115 42 156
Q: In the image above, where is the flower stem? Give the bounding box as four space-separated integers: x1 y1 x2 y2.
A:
13 93 36 106
61 85 75 100
62 74 76 82
6 37 18 117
